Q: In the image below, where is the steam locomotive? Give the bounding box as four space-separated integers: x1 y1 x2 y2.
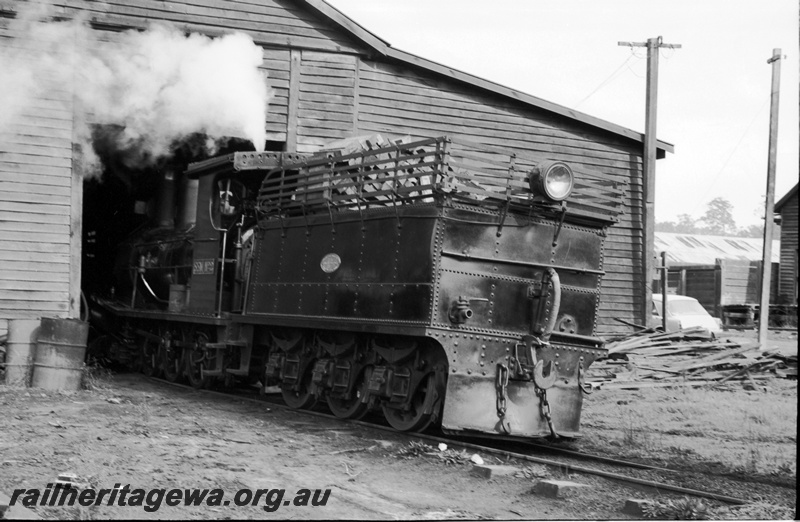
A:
89 135 620 439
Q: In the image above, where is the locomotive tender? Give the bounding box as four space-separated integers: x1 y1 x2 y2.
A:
90 135 623 439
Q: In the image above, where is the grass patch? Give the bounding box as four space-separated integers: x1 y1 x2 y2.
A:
81 362 114 392
642 496 710 520
580 378 797 479
722 499 797 520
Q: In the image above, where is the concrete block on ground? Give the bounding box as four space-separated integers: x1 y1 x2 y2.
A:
532 479 590 498
622 498 656 516
0 491 42 520
470 464 519 479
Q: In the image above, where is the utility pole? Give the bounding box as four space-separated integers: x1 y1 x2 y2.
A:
758 48 782 348
618 36 681 327
655 251 669 331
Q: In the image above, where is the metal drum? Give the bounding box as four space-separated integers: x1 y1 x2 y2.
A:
5 319 41 387
31 318 90 391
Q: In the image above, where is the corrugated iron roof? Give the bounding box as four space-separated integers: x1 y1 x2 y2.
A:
654 232 780 266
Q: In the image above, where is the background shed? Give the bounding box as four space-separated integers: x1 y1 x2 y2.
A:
774 182 798 304
0 0 673 337
652 232 780 318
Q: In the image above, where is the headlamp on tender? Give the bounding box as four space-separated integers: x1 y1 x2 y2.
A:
529 161 574 202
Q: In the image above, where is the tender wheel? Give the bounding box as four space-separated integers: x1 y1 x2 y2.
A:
326 368 371 420
382 372 439 432
185 348 209 389
140 338 160 378
281 370 317 410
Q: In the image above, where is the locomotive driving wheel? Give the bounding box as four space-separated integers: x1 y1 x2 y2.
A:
161 330 182 383
326 368 371 420
382 372 439 432
140 337 160 378
185 332 210 389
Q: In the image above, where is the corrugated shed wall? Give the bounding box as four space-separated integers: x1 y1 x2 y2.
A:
0 19 77 333
778 196 798 302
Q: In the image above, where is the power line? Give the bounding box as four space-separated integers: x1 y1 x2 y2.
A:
574 52 639 108
690 96 771 215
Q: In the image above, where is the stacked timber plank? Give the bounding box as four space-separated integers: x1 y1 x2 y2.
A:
589 327 797 389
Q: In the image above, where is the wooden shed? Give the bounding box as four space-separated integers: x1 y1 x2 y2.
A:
775 182 798 304
652 232 780 318
0 0 672 337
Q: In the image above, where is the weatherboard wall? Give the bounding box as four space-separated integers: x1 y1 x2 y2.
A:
354 59 645 335
0 0 653 335
776 192 798 303
65 0 362 54
0 21 79 332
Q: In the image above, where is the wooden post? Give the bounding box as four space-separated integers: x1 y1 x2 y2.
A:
618 37 681 326
758 49 782 348
642 38 660 329
679 268 687 296
69 21 85 319
714 261 723 320
660 251 668 331
352 56 361 134
286 49 301 151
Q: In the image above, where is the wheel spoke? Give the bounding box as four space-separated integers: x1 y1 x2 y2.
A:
162 331 182 383
162 351 182 382
185 347 209 389
185 332 210 389
140 339 160 378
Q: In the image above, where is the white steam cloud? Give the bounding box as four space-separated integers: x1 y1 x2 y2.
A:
0 3 269 177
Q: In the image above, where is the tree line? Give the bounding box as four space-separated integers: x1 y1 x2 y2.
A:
655 197 767 238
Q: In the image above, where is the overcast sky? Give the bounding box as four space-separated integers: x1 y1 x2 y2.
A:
326 0 799 228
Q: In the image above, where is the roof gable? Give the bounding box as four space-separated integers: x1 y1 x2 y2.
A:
775 182 799 212
301 0 673 157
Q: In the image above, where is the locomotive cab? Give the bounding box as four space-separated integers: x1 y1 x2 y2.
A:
184 152 308 316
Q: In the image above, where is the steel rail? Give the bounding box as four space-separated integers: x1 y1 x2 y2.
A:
147 376 748 506
511 442 676 473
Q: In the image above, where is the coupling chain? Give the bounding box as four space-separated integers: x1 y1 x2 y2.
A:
536 387 559 439
495 363 509 417
495 363 512 434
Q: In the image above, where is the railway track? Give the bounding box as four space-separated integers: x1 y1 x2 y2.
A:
146 375 776 507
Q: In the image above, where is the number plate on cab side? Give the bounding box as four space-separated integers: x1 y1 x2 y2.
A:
193 259 216 275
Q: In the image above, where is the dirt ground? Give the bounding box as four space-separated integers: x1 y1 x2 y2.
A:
0 329 796 520
1 374 638 521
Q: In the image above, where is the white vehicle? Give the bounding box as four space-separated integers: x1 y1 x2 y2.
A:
652 294 722 334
